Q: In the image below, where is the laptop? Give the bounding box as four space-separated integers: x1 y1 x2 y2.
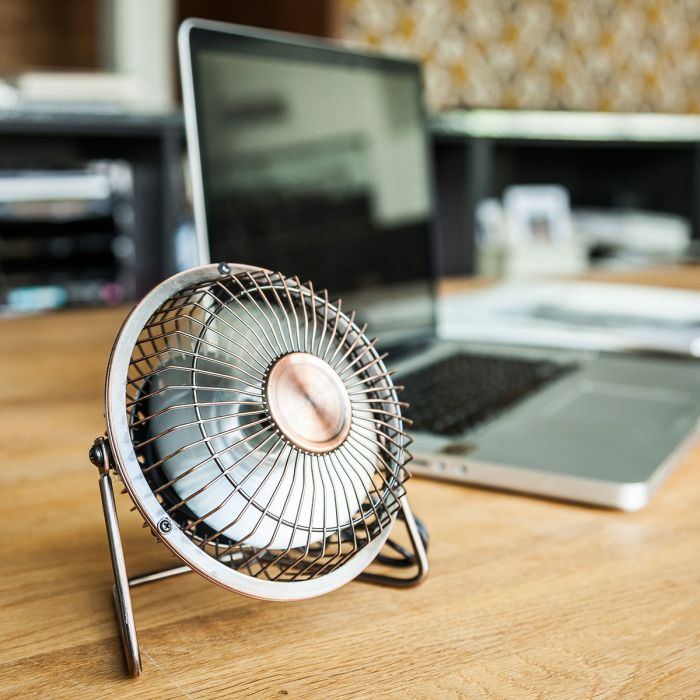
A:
178 18 700 511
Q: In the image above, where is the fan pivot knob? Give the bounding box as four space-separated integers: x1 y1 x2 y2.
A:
265 352 352 454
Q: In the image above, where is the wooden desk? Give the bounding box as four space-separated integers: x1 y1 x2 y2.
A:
2 269 700 698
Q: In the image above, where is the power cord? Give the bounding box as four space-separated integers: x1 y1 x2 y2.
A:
375 511 429 568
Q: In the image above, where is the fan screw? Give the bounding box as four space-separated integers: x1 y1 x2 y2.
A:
88 443 104 467
218 262 231 275
89 438 113 474
157 518 172 534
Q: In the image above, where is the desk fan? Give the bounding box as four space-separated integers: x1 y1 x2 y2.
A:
90 263 428 677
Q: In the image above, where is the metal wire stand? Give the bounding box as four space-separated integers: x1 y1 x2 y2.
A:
91 437 428 678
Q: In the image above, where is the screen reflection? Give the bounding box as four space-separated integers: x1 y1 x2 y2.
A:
195 44 435 346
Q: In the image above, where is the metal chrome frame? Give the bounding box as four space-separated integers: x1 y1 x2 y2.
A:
106 264 396 600
94 263 428 677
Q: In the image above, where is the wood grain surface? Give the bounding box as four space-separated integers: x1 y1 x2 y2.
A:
1 268 699 698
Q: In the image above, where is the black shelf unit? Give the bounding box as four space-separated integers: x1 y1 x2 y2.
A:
9 109 698 290
0 110 185 297
432 111 700 276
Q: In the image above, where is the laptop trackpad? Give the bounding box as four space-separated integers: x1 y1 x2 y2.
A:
472 378 696 484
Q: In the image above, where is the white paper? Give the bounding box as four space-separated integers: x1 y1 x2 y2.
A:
439 280 700 357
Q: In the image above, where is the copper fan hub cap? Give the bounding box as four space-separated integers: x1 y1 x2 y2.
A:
264 352 352 454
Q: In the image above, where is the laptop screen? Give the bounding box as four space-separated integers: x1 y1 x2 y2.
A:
186 24 436 346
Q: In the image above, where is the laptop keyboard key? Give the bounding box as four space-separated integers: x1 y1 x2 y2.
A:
400 353 577 436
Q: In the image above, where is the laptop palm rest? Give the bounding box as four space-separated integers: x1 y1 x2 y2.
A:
412 355 700 509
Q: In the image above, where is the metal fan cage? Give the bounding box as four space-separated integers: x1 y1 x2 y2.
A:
112 265 410 588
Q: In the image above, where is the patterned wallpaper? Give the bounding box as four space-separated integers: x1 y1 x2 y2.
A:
338 0 700 113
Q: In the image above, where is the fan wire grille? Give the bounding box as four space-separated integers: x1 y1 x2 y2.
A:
123 269 410 583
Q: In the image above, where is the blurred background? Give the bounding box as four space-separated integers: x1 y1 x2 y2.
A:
1 0 700 314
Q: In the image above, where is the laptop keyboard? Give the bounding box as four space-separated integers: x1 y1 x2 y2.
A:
400 352 577 436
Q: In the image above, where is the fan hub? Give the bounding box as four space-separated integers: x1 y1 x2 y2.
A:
264 352 352 454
